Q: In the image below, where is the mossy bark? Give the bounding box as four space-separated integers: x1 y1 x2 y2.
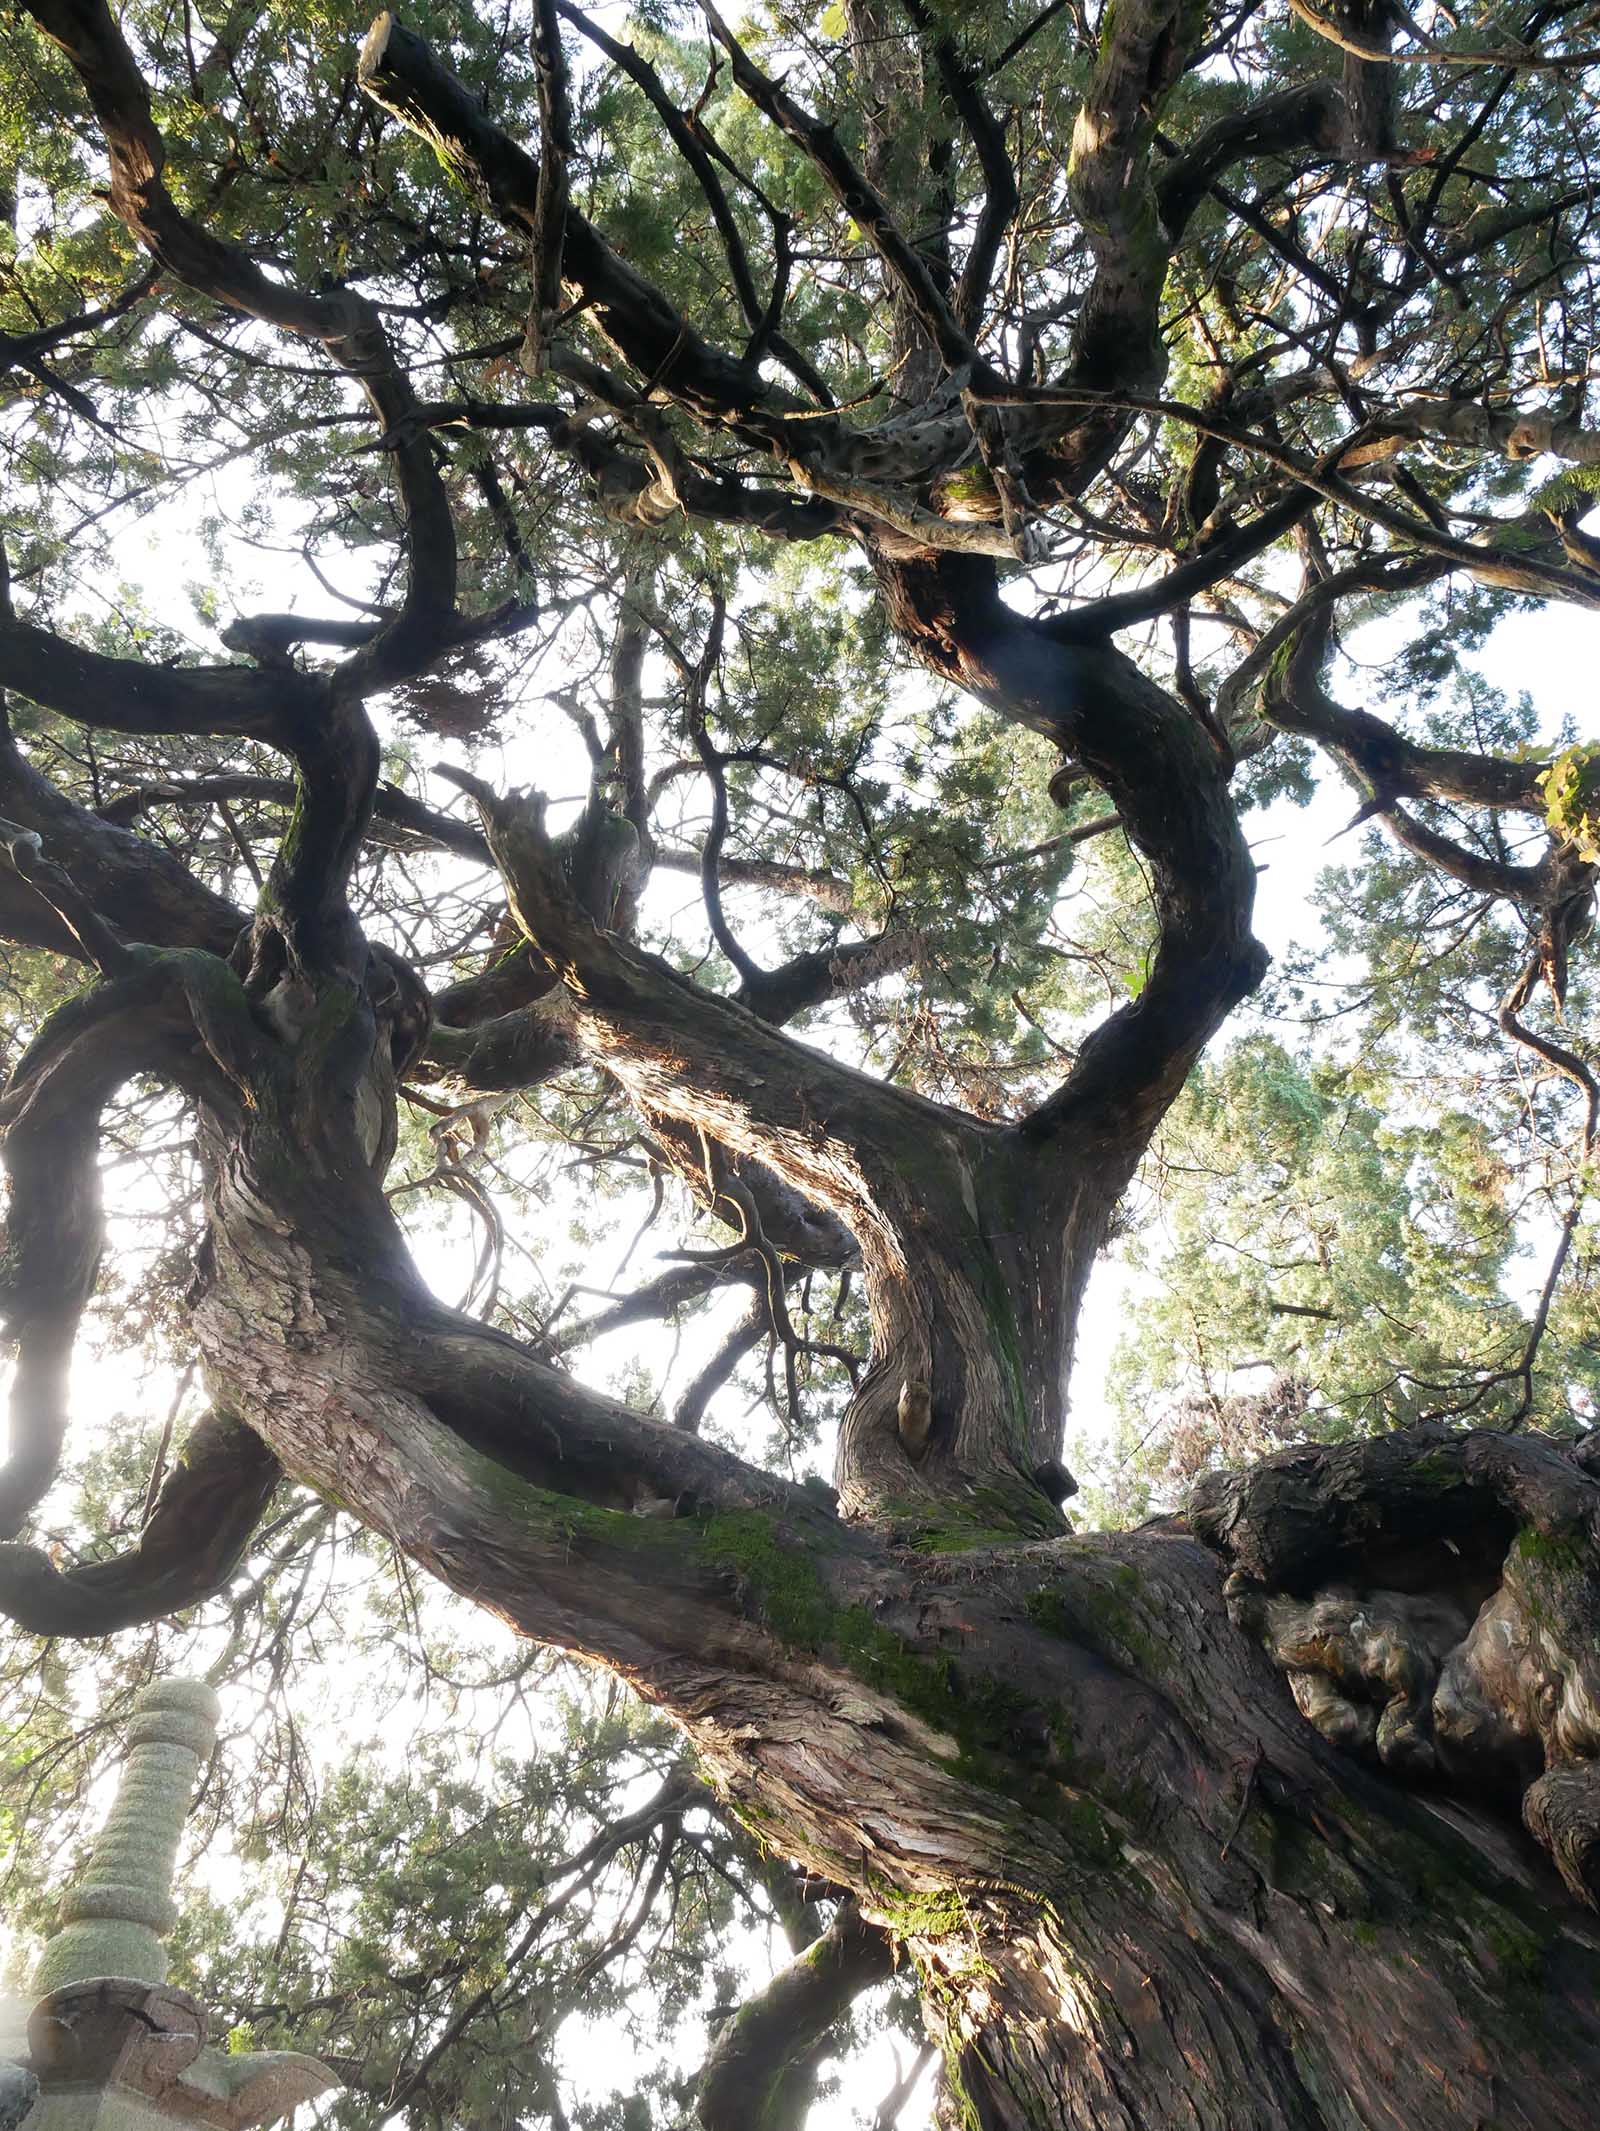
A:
182 1059 1600 2128
12 938 1597 2130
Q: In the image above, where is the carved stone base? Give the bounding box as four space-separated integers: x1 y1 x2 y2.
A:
5 1982 335 2131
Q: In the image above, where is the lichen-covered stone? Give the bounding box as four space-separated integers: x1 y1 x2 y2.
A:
33 1682 220 1995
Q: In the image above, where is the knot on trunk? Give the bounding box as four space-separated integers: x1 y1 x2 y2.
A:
1192 1423 1600 1906
897 1377 933 1459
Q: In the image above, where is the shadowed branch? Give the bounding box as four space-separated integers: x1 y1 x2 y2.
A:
0 1411 281 1635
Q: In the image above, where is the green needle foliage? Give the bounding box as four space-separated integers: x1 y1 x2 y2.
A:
2 0 1600 2119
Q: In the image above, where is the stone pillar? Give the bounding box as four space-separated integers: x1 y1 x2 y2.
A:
0 1680 338 2131
31 1680 220 1997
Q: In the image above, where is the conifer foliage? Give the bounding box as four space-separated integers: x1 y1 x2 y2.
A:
4 0 1600 2123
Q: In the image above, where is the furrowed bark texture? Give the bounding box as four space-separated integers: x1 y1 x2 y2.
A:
11 1 1600 2118
6 928 1591 2127
4 851 1600 2128
126 1095 1600 2126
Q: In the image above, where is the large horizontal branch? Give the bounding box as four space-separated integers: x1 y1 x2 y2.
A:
1253 569 1553 813
0 932 860 1669
1058 488 1316 639
1379 801 1547 902
422 999 578 1091
564 425 846 543
0 1410 280 1635
0 612 327 740
551 1260 770 1356
1381 396 1600 466
738 930 920 1025
221 1222 872 1678
219 612 383 659
433 768 988 1230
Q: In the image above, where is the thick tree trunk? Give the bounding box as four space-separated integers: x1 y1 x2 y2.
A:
874 1522 1600 2131
9 3 1600 2119
182 1055 1600 2127
0 521 1575 2131
187 1108 1600 2128
7 948 1600 2129
3 624 1572 2129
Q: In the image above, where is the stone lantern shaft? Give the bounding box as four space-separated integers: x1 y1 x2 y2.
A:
32 1680 220 1997
1 1677 338 2131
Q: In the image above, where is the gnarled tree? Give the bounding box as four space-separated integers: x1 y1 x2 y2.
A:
3 0 1600 2121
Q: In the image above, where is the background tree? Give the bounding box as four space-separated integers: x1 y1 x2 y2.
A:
3 0 1600 2123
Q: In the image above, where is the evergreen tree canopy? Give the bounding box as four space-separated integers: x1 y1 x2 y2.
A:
3 0 1600 2123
